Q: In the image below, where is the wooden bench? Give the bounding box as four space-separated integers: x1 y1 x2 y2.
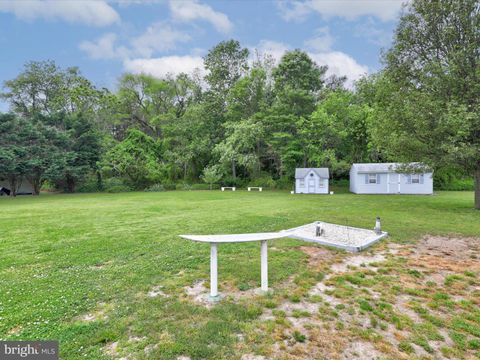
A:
247 187 262 192
221 187 236 191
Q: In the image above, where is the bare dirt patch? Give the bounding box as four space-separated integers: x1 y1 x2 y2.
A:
408 235 480 272
147 285 167 298
76 302 111 322
330 253 386 273
341 341 383 360
298 245 338 269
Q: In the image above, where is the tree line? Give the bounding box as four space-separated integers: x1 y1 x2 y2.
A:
0 0 478 208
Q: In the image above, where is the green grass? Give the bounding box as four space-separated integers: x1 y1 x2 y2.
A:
0 190 479 359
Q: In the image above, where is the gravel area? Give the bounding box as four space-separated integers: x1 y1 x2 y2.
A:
287 221 387 251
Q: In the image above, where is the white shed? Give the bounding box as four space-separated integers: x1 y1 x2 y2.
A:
295 168 329 194
349 163 433 195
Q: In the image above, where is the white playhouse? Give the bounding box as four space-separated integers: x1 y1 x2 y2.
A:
349 163 433 195
295 168 329 194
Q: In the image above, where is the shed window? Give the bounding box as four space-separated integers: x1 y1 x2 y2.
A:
411 174 420 184
368 174 377 184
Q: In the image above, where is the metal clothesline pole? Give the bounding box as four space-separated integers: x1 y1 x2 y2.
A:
210 243 218 298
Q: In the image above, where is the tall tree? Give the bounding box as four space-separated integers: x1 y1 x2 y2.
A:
372 0 480 208
204 40 250 99
1 60 101 117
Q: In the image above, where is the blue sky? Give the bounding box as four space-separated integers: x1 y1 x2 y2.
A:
0 0 407 111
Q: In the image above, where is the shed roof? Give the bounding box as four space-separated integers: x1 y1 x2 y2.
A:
351 163 430 173
295 168 329 179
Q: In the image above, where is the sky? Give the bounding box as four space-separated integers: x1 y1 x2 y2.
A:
0 0 408 112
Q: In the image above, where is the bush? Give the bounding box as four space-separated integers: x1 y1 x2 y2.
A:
434 168 474 191
221 176 246 188
191 183 219 190
175 183 193 191
77 176 101 193
275 176 293 190
103 178 132 193
40 180 57 192
248 175 276 189
144 184 165 192
162 181 176 191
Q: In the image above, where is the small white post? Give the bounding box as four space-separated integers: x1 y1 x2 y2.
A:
259 187 262 192
221 187 224 191
233 187 236 191
248 187 251 191
210 243 218 298
260 240 268 292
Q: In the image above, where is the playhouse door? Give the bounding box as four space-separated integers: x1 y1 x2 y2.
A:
308 179 315 193
388 174 400 194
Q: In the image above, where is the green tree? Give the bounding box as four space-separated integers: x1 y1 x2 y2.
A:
204 40 249 98
201 165 222 190
371 0 480 208
103 129 164 189
1 60 101 116
0 113 65 195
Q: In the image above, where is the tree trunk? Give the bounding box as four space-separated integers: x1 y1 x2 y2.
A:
66 175 75 193
8 176 17 197
96 171 103 191
32 178 41 195
475 166 480 210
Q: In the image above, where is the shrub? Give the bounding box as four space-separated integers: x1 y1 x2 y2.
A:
248 175 276 189
103 178 132 193
77 176 101 193
191 183 219 190
221 176 246 188
144 184 165 192
182 183 193 191
162 182 176 191
275 176 293 190
40 180 57 192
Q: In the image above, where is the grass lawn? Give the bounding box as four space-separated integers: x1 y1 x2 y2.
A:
0 189 479 359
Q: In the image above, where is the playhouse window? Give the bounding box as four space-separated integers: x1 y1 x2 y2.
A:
411 174 420 184
368 174 377 184
299 179 305 187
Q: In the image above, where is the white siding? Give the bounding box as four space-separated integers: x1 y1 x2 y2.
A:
295 171 329 194
349 164 433 195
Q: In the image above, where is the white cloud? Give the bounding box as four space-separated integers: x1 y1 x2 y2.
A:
79 23 190 60
309 51 368 88
79 33 129 60
123 56 204 78
304 27 334 52
168 0 233 33
278 0 406 22
131 22 191 57
0 0 120 27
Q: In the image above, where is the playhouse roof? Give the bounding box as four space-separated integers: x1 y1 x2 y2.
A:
351 163 431 174
295 168 329 179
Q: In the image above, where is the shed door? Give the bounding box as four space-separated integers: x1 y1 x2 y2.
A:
308 179 315 193
388 174 399 193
